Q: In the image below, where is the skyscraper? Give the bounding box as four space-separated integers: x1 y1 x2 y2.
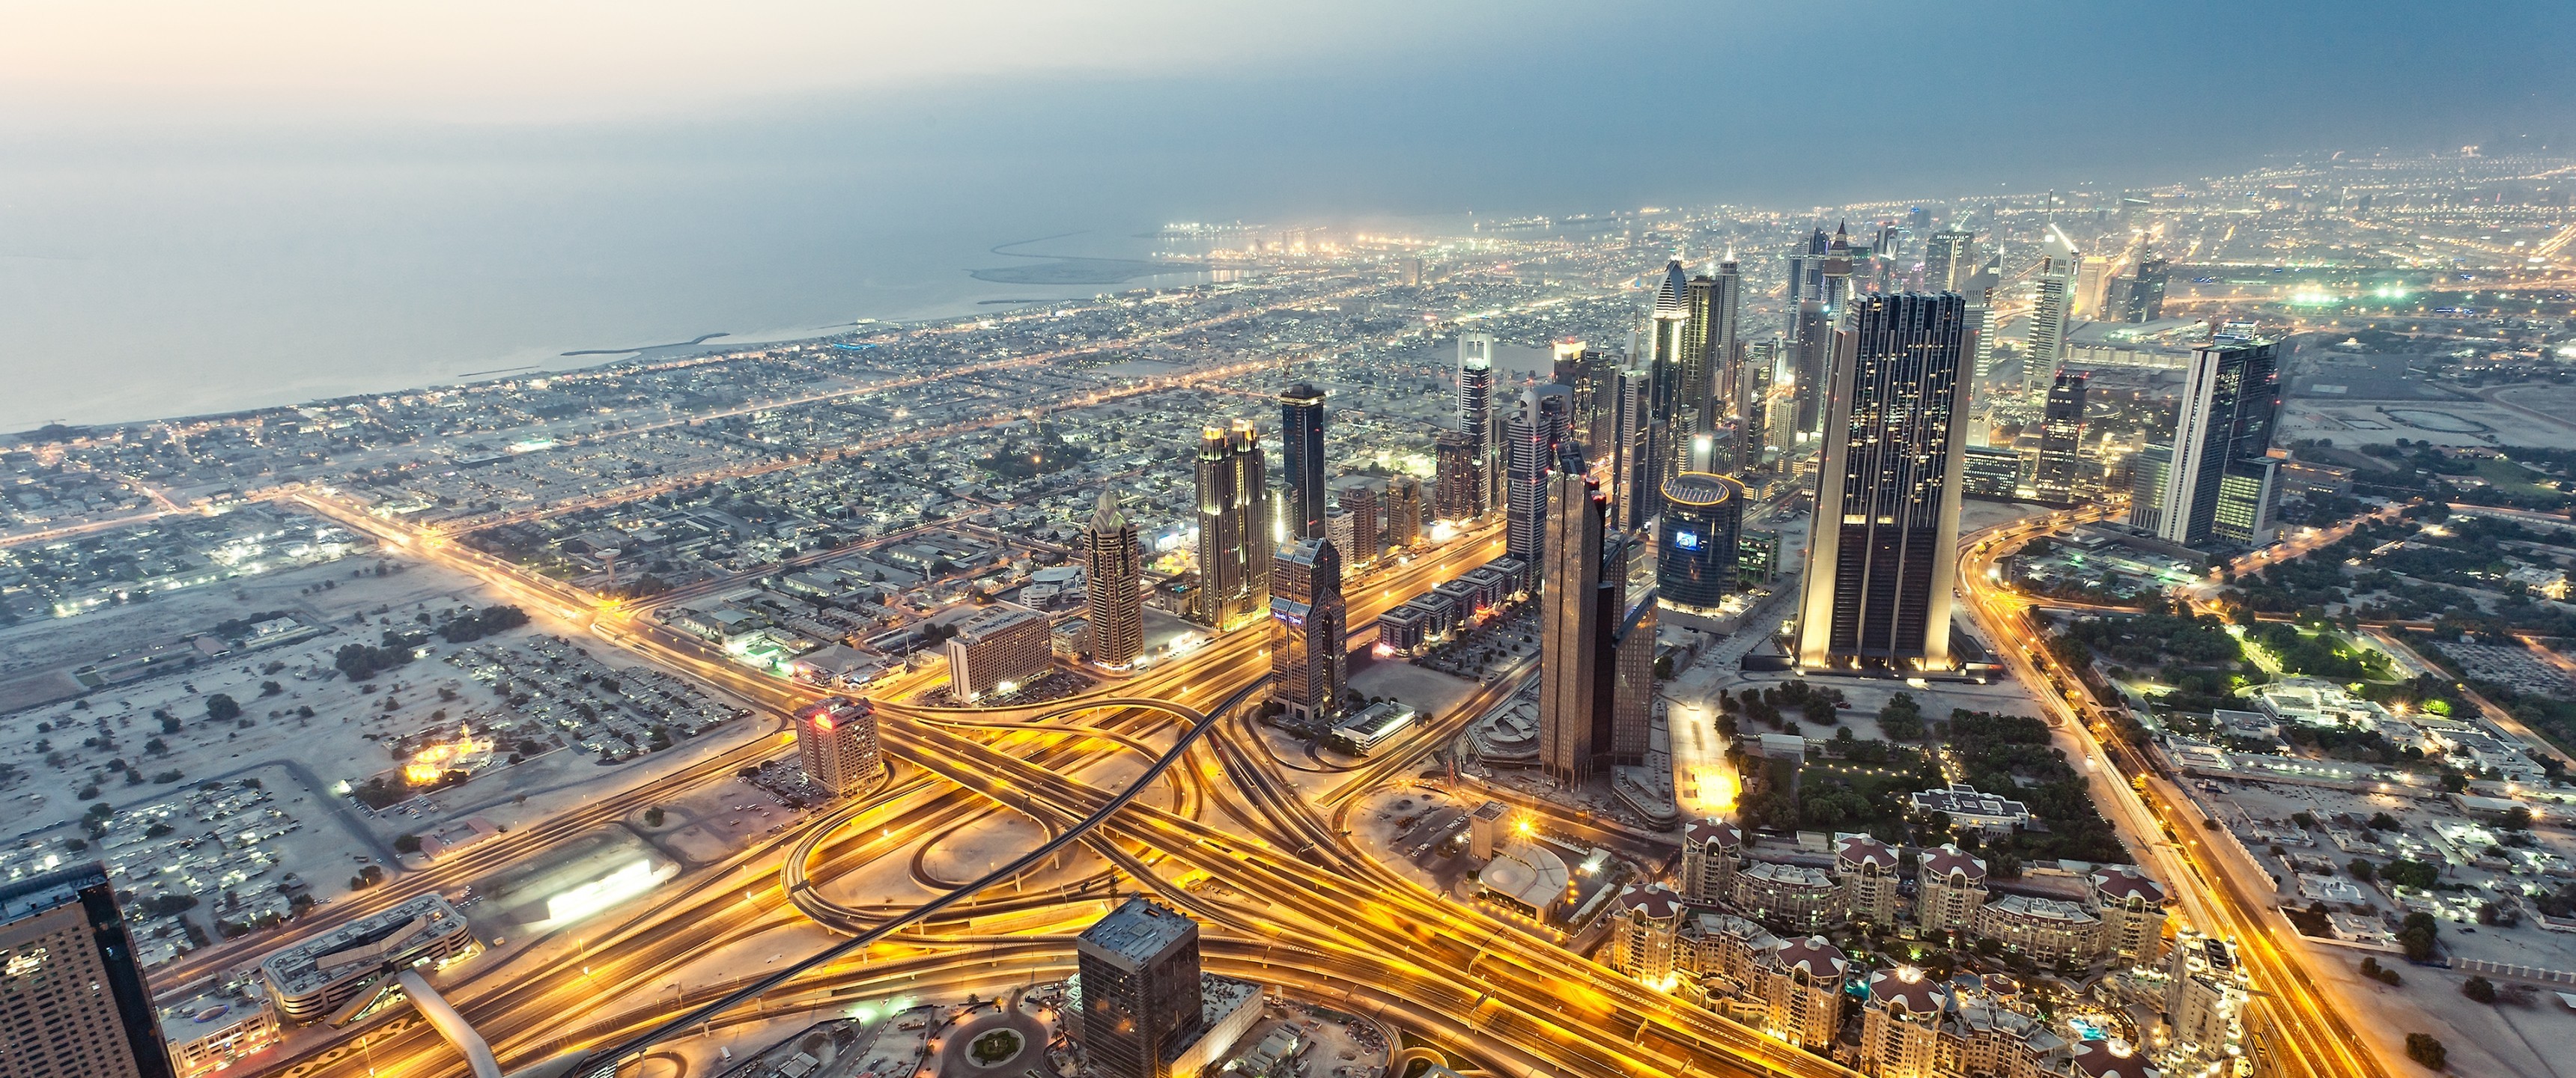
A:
1540 468 1606 786
2025 256 2074 398
1084 487 1144 668
1656 472 1744 612
1789 302 1832 440
1456 332 1498 516
1783 226 1830 311
2124 255 2170 322
2151 338 2282 546
2033 371 2088 504
2074 255 2112 320
1433 430 1478 523
1075 898 1205 1078
1692 261 1746 426
794 695 881 796
1270 537 1346 722
1278 383 1327 542
1819 223 1856 313
1 862 176 1078
2127 443 2175 535
1646 261 1691 424
1608 367 1659 531
1552 341 1616 451
1607 576 1657 767
1191 421 1270 629
1505 386 1572 579
1922 228 1976 293
1795 293 1971 672
1327 476 1382 569
1384 475 1424 550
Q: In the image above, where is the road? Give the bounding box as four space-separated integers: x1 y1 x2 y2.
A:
1956 506 2390 1078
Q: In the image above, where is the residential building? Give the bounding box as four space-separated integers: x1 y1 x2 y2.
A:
1270 538 1346 723
1679 817 1743 902
794 695 881 796
1606 885 1686 982
1732 861 1847 934
1914 844 1988 934
1755 937 1848 1050
1385 475 1424 550
0 863 174 1078
1084 488 1143 669
1859 966 1949 1078
1971 894 2102 967
1433 430 1480 523
945 606 1052 702
1794 293 1971 672
1835 835 1903 928
2165 930 2250 1069
2091 866 2169 963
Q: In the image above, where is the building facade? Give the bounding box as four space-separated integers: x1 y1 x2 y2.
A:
1835 835 1904 928
795 695 881 796
1 863 174 1078
1192 421 1271 629
2033 370 2088 504
1075 898 1206 1078
1680 817 1743 903
2150 338 2281 547
1539 469 1606 785
946 606 1053 702
1656 471 1743 612
1794 293 1971 672
1084 488 1144 669
1915 844 1989 935
1279 383 1328 542
1270 538 1346 723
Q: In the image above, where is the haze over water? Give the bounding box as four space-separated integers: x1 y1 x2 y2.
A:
0 0 2566 430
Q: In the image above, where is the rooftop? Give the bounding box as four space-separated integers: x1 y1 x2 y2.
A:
1078 897 1197 964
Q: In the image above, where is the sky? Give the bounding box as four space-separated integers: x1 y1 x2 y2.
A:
2 1 2574 427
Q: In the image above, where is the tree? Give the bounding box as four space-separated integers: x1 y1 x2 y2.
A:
2405 1033 2446 1071
204 694 241 723
643 806 666 828
2348 858 2375 883
2369 811 2402 832
394 833 422 854
2399 911 2440 962
2462 975 2497 1004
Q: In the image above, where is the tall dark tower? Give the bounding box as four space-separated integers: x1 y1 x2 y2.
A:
1270 537 1346 722
1784 226 1830 311
1656 472 1745 612
1075 898 1205 1078
2034 371 2089 504
2154 338 2280 547
1794 293 1971 672
1608 367 1659 531
2124 255 2170 322
1279 383 1327 542
1789 302 1832 440
1540 469 1606 786
1504 386 1572 583
1084 487 1144 668
1457 333 1498 516
0 863 176 1078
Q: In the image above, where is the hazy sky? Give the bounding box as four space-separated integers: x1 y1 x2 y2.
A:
4 1 2574 427
9 1 2574 207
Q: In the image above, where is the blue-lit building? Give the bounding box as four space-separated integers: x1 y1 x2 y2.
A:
1656 472 1744 612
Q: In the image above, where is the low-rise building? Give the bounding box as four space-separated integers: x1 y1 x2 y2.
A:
1910 783 2033 837
257 894 476 1024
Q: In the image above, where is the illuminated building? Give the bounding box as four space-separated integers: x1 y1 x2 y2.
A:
2075 255 2112 320
1859 966 1949 1078
1609 367 1659 529
1269 538 1346 724
1794 293 1971 672
1960 446 2021 499
1820 223 1856 314
1433 430 1479 523
1278 383 1327 542
2033 370 2089 503
1688 263 1743 426
1646 261 1692 427
2026 256 2074 398
1656 472 1743 612
1457 332 1500 516
2090 865 2169 963
1072 898 1257 1078
159 983 276 1078
2213 458 2278 546
1737 529 1778 588
1384 475 1424 549
1754 936 1848 1050
1504 386 1572 582
0 862 174 1078
2164 930 2249 1071
1679 817 1743 902
1084 488 1144 669
1539 467 1606 786
1922 228 1976 293
1328 476 1382 569
2126 444 2173 534
1833 835 1902 928
257 894 475 1024
1783 225 1829 311
794 695 881 797
1553 341 1617 451
2150 338 2280 547
1742 338 1776 466
1191 420 1271 628
1970 894 2102 967
945 606 1052 702
1914 844 1987 934
1609 579 1657 766
1731 862 1847 934
1606 885 1685 982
